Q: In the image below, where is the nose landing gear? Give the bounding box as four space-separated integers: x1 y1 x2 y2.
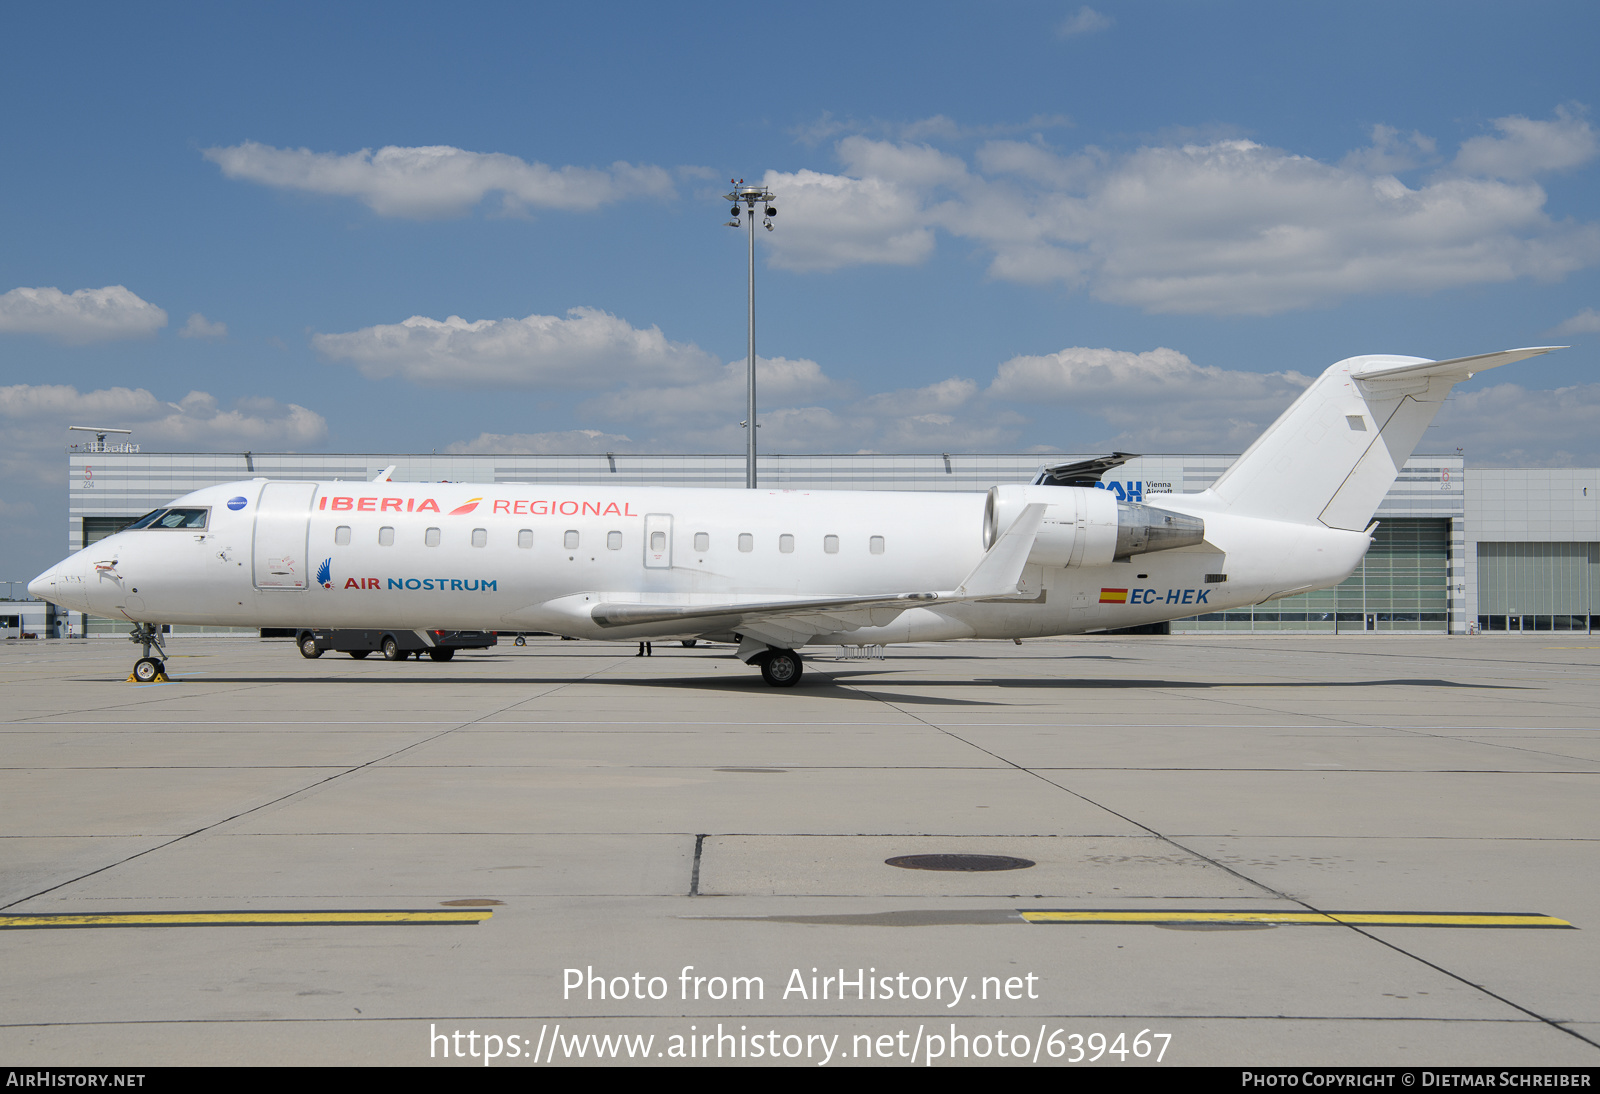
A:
127 623 169 683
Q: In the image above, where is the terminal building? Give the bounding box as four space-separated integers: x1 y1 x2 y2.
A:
57 447 1600 637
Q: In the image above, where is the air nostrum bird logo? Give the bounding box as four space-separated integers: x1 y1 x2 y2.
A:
317 558 333 589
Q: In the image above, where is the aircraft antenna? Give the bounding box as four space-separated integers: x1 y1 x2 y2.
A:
724 178 776 488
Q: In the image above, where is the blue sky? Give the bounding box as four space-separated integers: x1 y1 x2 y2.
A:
4 1 1600 578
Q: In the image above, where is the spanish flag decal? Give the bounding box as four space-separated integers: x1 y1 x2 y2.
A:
1099 588 1128 604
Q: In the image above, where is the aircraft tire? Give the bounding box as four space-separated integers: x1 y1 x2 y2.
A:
428 648 455 662
349 650 370 659
381 635 403 661
133 657 163 683
759 649 803 687
298 634 322 659
514 636 526 646
681 639 698 648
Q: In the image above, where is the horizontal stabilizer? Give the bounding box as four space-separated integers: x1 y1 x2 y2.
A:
1350 346 1562 384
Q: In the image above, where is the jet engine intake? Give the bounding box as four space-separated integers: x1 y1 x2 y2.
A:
985 484 1205 568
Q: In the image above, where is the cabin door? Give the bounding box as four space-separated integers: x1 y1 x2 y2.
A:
253 482 317 589
643 514 672 569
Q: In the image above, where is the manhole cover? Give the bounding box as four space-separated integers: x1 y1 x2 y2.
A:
885 854 1035 872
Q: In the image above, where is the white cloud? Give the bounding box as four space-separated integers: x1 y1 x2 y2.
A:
1342 124 1438 174
1428 382 1600 465
1057 6 1112 39
1453 105 1598 179
989 346 1313 450
0 382 327 510
312 307 720 388
0 285 167 343
205 141 675 219
762 109 1600 314
757 167 934 271
446 429 632 455
179 312 227 339
791 112 1072 148
1552 308 1600 335
581 356 840 425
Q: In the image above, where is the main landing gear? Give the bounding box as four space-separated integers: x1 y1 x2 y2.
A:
127 622 169 683
753 647 803 687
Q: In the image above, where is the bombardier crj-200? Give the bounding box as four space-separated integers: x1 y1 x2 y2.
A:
30 347 1558 686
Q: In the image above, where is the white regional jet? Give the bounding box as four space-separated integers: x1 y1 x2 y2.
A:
30 347 1557 686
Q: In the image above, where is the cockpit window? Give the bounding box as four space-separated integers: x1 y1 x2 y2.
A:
159 508 208 529
136 508 210 530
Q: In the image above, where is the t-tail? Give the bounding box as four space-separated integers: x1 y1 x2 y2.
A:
1202 347 1562 529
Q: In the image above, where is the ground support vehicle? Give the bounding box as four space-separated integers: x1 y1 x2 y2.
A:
291 628 496 662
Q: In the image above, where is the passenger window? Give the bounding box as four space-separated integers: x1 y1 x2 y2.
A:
870 536 885 555
779 534 794 554
564 530 579 549
378 526 394 546
425 527 441 547
471 528 487 547
334 526 351 545
607 531 622 550
517 529 533 548
738 533 753 553
823 535 839 554
651 531 666 551
694 532 709 552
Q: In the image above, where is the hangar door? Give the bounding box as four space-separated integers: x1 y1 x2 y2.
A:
253 482 317 590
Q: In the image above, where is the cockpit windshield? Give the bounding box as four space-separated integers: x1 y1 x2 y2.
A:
127 508 209 531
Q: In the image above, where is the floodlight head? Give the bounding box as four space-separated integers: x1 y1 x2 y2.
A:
765 206 776 217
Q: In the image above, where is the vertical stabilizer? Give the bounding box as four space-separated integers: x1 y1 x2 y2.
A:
1205 348 1560 529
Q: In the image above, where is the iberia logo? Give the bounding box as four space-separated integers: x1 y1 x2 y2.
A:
449 497 483 516
317 558 333 589
1099 588 1128 604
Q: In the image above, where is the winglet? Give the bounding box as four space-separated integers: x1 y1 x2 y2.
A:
956 503 1046 598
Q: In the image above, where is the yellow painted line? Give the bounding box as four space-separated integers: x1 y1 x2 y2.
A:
0 910 492 929
1020 910 1572 928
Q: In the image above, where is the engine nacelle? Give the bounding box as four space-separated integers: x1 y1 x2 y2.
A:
984 485 1205 567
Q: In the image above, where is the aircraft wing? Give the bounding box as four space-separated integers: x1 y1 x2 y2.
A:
588 504 1047 645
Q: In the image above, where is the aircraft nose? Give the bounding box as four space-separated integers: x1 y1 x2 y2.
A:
28 566 58 602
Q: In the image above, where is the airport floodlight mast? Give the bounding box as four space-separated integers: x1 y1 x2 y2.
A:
724 179 776 488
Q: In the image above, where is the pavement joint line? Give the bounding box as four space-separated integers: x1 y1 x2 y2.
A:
0 660 622 913
829 667 1600 1053
0 1015 1570 1029
0 910 492 929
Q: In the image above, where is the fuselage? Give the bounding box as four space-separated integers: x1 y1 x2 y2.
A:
30 478 1371 645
